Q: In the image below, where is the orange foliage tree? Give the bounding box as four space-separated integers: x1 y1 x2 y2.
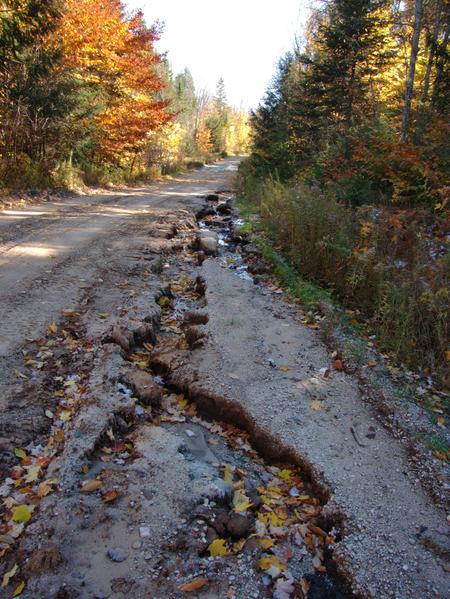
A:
58 0 170 166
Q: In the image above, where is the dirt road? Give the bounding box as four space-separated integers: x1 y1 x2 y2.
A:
0 159 448 599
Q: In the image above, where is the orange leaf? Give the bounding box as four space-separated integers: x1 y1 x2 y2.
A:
179 577 208 592
80 479 102 492
102 490 120 503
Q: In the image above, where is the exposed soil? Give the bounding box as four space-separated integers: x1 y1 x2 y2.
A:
0 159 448 599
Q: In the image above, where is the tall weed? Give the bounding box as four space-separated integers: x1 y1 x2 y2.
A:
237 166 449 384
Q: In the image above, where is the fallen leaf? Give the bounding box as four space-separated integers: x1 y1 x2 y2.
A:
11 505 31 523
233 489 252 513
279 469 293 481
14 370 28 380
259 555 286 575
300 578 311 595
208 538 229 557
367 360 377 368
179 577 208 592
24 465 41 483
279 366 290 372
12 580 25 596
102 490 120 503
332 359 343 371
310 400 323 411
258 537 274 550
80 479 102 493
14 449 26 460
58 410 72 422
37 478 58 498
273 576 295 599
47 323 58 335
1 564 18 588
99 312 108 319
222 465 234 484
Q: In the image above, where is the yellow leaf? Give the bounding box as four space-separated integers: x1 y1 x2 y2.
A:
13 581 25 596
208 538 229 557
11 505 31 523
59 410 72 422
279 469 293 481
1 564 18 588
222 465 234 484
47 323 58 335
14 370 28 380
99 312 109 319
258 555 286 572
80 479 102 493
310 400 323 411
14 449 26 460
258 537 274 549
279 365 290 372
233 489 252 513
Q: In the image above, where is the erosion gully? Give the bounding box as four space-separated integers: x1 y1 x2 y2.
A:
109 192 351 598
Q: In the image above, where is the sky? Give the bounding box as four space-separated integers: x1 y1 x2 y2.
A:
124 0 310 110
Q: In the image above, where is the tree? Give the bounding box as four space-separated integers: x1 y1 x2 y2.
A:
0 0 72 183
401 0 423 140
207 77 230 154
250 53 296 179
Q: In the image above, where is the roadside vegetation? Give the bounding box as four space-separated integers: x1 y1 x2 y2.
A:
238 0 449 387
0 0 250 191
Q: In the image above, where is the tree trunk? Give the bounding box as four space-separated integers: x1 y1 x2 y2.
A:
431 8 450 107
419 0 443 105
401 0 423 141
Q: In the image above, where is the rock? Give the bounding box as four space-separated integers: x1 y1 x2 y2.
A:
197 230 218 255
139 526 151 538
107 548 128 562
226 513 254 540
206 194 219 202
248 261 268 275
206 526 218 543
196 206 216 219
107 325 134 352
211 510 230 536
216 203 232 215
124 370 162 407
0 436 12 451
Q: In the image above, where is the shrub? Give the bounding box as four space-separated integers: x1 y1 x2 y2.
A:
237 165 449 385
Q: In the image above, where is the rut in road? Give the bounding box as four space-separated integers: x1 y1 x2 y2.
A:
0 161 447 599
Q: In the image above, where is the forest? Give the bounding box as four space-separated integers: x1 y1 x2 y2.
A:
0 0 250 189
239 0 449 385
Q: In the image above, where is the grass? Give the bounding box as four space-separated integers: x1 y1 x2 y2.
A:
257 239 331 307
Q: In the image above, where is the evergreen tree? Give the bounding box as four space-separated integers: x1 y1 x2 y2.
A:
250 53 297 179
